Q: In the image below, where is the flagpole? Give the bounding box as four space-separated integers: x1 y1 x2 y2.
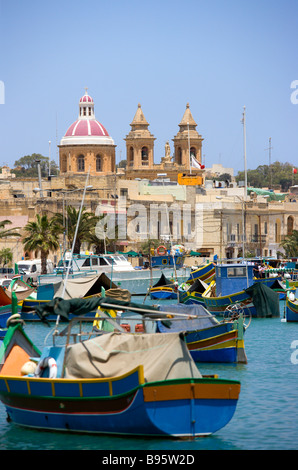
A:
188 121 191 174
242 106 247 200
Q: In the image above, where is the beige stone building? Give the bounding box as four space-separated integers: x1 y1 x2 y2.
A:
0 91 297 266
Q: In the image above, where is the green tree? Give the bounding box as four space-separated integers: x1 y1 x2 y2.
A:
13 153 58 178
86 217 120 254
54 206 99 254
0 248 13 266
280 230 298 257
23 214 62 274
236 161 296 190
0 220 21 239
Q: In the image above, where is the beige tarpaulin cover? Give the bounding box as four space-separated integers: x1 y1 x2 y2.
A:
53 274 117 300
64 331 201 381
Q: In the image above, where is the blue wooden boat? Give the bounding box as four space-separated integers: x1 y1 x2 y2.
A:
156 304 247 364
187 262 215 284
0 304 22 329
150 254 185 269
178 278 208 306
149 273 178 300
0 296 241 438
93 299 248 364
285 294 298 322
202 264 280 318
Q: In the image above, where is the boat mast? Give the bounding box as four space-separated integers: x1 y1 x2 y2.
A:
55 168 91 328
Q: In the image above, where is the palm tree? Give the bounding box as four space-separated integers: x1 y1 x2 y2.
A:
280 230 298 257
86 218 120 254
0 248 13 266
0 219 21 239
54 206 99 254
23 214 62 274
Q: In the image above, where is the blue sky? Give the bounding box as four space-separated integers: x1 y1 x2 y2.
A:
0 0 297 174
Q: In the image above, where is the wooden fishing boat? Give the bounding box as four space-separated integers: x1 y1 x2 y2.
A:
178 278 208 306
156 304 248 364
149 273 178 300
0 278 36 307
187 262 215 284
285 294 298 322
0 296 241 438
202 264 280 318
202 281 280 318
92 298 248 364
0 303 22 328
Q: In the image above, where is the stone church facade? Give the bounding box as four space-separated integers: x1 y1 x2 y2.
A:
59 90 205 181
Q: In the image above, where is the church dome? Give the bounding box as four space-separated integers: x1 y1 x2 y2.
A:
79 93 94 103
60 89 114 147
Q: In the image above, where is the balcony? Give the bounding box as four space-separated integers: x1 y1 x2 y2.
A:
250 234 267 244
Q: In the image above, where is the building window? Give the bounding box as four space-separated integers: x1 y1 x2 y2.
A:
96 155 102 172
141 147 149 165
275 219 281 243
190 147 196 158
177 147 182 165
61 155 67 173
287 216 294 236
129 147 134 166
89 107 92 116
77 155 85 172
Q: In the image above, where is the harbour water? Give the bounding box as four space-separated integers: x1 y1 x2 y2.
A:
0 293 297 450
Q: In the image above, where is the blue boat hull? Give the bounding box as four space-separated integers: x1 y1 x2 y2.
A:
0 377 240 437
0 305 22 329
150 290 177 300
286 297 298 322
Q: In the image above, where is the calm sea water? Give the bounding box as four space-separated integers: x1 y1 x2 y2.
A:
0 294 297 451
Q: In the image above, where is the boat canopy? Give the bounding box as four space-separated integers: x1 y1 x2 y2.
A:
64 331 202 381
52 273 117 300
152 273 174 288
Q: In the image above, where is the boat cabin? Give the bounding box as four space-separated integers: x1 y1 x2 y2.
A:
216 263 253 296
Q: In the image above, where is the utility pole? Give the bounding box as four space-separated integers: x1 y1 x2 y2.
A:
242 106 247 200
265 138 273 189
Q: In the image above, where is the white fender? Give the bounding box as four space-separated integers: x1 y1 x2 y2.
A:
35 356 57 379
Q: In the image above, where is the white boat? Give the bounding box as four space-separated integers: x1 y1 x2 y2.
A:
37 253 190 295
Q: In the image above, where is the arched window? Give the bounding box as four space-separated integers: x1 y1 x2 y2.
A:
61 154 67 173
96 154 102 172
177 147 182 165
275 219 281 243
141 146 148 165
77 154 85 172
287 216 294 236
129 147 134 166
190 147 196 158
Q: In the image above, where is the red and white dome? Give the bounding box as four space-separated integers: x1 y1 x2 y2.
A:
60 89 114 147
65 119 109 138
79 93 94 103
